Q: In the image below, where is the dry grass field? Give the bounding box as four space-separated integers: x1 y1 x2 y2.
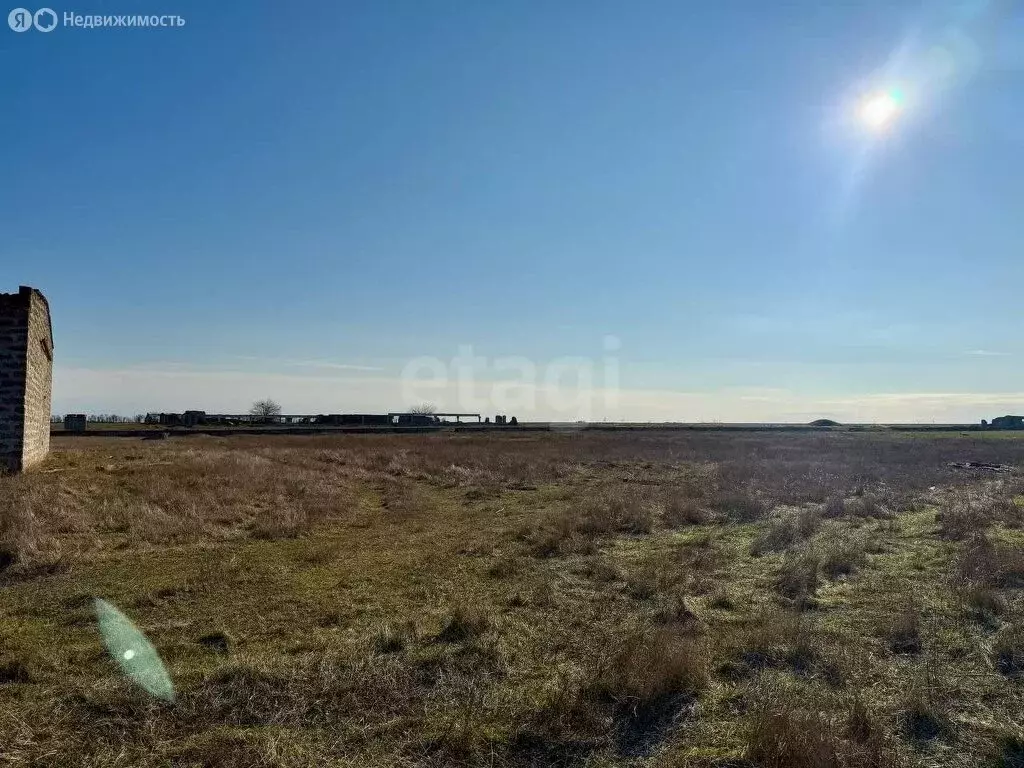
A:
2 430 1024 767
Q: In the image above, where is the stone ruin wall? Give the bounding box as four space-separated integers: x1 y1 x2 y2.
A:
0 287 53 472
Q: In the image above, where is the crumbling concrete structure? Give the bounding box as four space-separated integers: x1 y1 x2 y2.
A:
0 287 54 472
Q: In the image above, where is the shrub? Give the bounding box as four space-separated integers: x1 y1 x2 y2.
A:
727 610 820 678
582 557 621 583
625 560 670 600
380 478 429 518
371 623 410 654
819 530 868 578
997 496 1024 528
487 554 523 579
652 590 701 629
517 627 708 759
843 493 891 519
884 601 923 655
938 491 995 540
750 508 820 557
795 506 822 537
957 534 1024 588
823 495 847 518
436 607 490 644
591 627 709 718
846 695 886 756
743 684 893 768
662 492 709 527
712 487 770 523
746 705 843 767
873 485 914 514
250 506 309 540
774 551 820 606
899 682 952 742
524 511 576 557
750 518 800 557
992 623 1024 677
578 487 654 535
963 583 1008 627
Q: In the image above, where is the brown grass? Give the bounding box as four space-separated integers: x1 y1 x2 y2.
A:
938 490 997 540
577 486 655 535
897 678 953 743
750 507 821 556
992 623 1024 677
843 493 894 519
957 533 1024 588
435 607 490 644
882 599 924 656
962 582 1009 627
774 550 821 606
710 485 771 522
818 528 869 578
661 491 710 527
744 683 894 768
1 430 1024 766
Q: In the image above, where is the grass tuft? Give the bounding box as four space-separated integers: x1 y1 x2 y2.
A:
578 487 655 535
884 600 924 656
992 623 1024 677
436 607 490 644
774 550 820 606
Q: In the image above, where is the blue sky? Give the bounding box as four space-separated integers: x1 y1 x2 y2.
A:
2 0 1022 421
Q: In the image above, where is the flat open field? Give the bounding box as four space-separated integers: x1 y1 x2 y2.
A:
2 431 1024 767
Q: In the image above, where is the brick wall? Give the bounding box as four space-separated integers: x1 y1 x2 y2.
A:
0 287 53 472
22 290 53 468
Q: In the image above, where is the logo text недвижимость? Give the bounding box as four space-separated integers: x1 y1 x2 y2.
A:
8 8 185 31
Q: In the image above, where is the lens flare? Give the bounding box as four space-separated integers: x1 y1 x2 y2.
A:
93 598 175 703
858 90 903 131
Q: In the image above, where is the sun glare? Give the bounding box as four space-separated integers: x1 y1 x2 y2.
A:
858 90 903 131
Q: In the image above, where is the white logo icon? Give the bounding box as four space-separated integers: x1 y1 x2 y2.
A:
7 7 57 31
8 7 32 31
33 7 56 31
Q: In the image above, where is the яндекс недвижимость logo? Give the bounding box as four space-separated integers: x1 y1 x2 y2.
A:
8 7 57 31
8 8 184 31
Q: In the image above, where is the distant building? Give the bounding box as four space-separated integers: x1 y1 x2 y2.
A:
988 415 1024 430
391 413 440 426
64 414 87 432
182 410 206 427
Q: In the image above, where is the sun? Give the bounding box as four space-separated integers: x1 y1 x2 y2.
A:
858 90 903 131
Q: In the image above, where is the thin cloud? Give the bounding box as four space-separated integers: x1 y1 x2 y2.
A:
966 349 1011 357
232 355 383 371
286 360 383 371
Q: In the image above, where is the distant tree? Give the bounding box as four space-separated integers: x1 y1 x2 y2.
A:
249 399 282 421
409 403 437 415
